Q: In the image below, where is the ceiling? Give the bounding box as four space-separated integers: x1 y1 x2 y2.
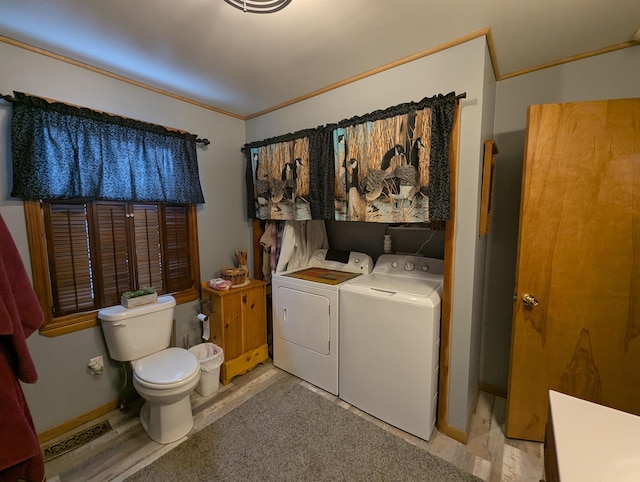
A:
1 0 639 119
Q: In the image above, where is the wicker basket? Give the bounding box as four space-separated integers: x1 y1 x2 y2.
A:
220 267 248 287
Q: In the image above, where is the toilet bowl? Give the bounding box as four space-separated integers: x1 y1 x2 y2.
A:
132 347 201 443
98 296 201 444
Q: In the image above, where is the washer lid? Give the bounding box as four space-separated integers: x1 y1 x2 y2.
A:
132 347 198 385
346 273 441 297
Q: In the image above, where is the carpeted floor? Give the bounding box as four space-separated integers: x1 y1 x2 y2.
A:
126 377 481 481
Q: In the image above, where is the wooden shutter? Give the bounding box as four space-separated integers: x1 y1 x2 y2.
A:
163 205 192 293
44 203 96 315
37 200 199 330
132 204 164 293
94 202 131 306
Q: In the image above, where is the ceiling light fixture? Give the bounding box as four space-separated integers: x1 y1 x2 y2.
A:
223 0 292 14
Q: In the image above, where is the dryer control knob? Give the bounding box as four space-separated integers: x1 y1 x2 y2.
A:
404 262 415 271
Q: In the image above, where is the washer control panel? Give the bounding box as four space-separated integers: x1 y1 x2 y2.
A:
374 254 444 277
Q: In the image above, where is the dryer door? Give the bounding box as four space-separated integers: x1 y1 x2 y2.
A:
276 286 330 355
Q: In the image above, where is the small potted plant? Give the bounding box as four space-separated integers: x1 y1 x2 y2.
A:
121 287 157 308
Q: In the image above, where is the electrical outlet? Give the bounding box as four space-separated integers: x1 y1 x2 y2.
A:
88 355 104 375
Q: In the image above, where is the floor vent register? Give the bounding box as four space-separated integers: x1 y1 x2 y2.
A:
42 421 112 462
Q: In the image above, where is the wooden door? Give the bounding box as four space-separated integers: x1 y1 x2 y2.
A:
506 98 640 442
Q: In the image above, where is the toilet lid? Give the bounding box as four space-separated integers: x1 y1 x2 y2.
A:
132 347 199 385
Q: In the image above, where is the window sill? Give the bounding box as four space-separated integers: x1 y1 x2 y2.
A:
39 287 201 337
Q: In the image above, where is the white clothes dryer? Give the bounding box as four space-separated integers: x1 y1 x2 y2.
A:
272 249 373 395
339 254 444 441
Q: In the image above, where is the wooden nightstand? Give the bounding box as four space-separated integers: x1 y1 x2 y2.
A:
201 279 269 385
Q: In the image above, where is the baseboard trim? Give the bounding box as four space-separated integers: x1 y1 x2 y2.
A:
38 399 120 444
479 381 507 399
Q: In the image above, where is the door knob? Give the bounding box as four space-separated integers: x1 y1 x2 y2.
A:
522 294 539 307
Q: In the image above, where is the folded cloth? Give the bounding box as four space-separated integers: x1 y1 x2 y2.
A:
0 214 45 479
208 278 232 291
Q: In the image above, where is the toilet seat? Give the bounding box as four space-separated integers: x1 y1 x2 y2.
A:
133 347 199 389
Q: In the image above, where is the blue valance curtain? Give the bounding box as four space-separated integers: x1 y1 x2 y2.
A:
4 92 207 204
245 91 460 224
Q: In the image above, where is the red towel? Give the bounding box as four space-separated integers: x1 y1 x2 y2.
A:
0 214 43 382
0 214 45 480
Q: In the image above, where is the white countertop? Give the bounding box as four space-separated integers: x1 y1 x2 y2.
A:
549 390 640 481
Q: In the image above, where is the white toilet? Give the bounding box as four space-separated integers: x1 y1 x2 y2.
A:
98 295 201 444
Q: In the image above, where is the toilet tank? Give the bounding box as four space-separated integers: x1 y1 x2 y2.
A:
98 295 176 361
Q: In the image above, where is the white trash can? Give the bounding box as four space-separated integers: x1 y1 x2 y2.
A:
189 343 224 397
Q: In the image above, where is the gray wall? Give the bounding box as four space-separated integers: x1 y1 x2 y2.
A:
0 41 250 433
324 221 446 262
481 44 640 391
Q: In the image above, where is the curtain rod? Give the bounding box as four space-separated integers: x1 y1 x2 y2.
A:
0 92 210 146
240 91 467 152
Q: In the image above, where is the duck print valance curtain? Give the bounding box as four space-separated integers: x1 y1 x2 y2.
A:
333 110 432 222
247 136 313 220
245 92 460 223
245 127 335 221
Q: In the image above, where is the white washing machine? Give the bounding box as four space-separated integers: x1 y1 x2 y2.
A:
339 254 443 441
272 249 373 395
